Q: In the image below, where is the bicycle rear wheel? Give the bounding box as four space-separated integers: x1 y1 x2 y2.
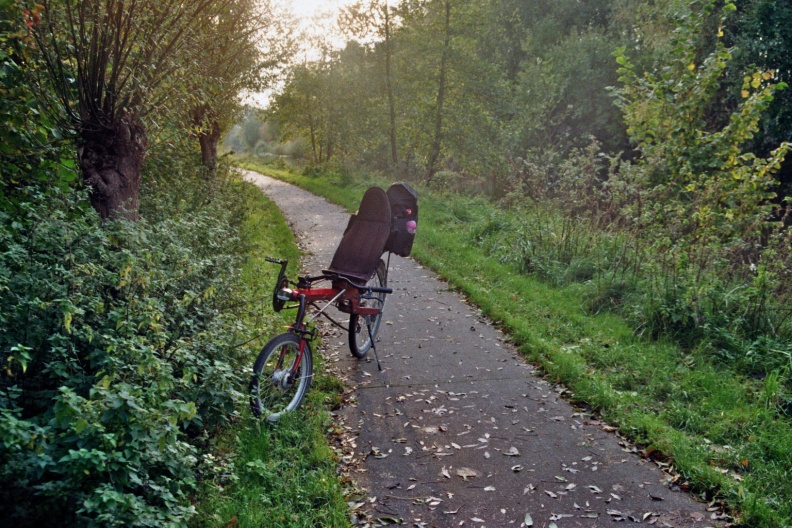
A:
250 332 313 422
348 259 387 358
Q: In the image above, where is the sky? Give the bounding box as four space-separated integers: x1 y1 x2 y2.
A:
287 0 358 55
289 0 352 19
245 0 360 107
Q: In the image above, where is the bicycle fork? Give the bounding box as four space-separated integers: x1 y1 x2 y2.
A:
281 294 313 385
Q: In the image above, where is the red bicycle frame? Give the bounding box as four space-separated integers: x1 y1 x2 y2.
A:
267 257 391 371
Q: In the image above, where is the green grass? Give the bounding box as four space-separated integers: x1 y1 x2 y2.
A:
240 159 792 528
191 180 350 528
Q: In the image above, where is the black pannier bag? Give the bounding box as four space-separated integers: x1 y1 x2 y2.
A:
384 182 418 257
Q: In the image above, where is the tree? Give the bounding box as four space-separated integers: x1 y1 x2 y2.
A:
726 0 792 196
271 64 327 164
188 0 294 180
425 0 452 182
30 0 230 219
340 0 400 165
612 0 790 248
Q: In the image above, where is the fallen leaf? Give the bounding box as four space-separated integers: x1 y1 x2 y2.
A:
524 512 533 526
456 467 479 480
545 490 558 499
484 486 496 492
503 446 521 456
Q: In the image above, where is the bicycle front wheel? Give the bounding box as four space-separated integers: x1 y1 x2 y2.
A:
348 259 387 358
250 332 313 422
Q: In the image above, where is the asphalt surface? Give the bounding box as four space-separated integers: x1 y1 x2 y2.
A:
244 170 725 528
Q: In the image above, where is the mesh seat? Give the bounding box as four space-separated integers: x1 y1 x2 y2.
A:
325 187 391 282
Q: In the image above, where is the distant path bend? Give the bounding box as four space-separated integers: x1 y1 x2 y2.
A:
243 170 722 528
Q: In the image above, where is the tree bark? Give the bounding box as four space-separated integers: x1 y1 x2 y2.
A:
79 114 147 221
191 105 221 180
198 122 220 178
426 0 451 183
384 1 398 166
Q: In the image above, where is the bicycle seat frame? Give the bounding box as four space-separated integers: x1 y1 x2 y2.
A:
266 257 392 338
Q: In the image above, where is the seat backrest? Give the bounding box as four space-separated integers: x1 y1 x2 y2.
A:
326 187 391 281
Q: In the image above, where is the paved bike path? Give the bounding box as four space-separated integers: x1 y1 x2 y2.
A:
244 170 723 528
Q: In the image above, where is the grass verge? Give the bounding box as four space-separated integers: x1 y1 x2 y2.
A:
239 160 792 528
191 179 350 528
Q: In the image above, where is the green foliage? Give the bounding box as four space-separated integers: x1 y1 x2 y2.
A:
193 404 350 528
267 0 632 189
726 0 792 169
2 1 340 525
607 0 792 366
0 2 76 208
0 162 260 526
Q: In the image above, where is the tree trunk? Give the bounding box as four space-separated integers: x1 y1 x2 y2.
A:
198 123 220 178
426 0 451 183
79 114 147 221
309 118 318 164
384 1 398 166
192 105 221 180
326 136 334 162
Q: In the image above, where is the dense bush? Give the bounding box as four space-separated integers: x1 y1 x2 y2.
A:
0 5 288 526
0 160 258 526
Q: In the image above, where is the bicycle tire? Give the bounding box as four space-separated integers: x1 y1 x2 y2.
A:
272 274 289 312
249 332 313 422
348 259 387 358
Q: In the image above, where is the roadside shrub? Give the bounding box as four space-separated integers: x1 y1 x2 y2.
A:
428 170 487 196
302 160 355 186
0 170 255 525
